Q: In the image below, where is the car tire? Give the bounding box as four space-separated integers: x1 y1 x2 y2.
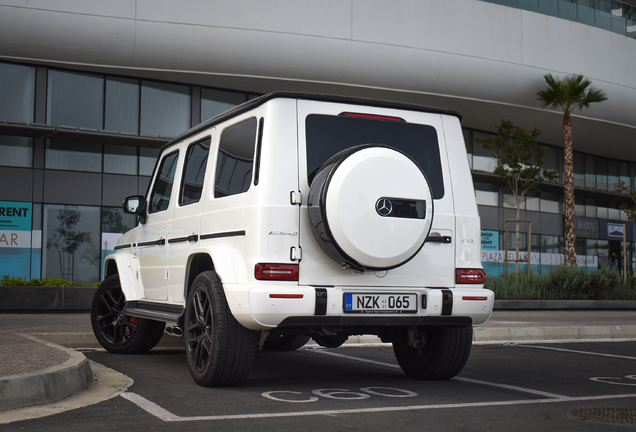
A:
261 334 311 351
308 145 434 270
90 274 165 354
184 271 258 387
392 327 472 380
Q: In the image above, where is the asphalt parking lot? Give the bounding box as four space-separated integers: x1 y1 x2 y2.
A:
4 340 636 431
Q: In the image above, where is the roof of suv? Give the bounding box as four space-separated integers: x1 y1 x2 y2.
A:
167 92 462 149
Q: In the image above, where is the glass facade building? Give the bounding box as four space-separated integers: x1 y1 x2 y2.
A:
0 58 634 282
0 62 255 283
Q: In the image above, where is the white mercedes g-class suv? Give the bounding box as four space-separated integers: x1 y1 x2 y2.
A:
91 93 494 387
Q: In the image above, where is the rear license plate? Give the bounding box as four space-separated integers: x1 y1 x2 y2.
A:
344 293 417 314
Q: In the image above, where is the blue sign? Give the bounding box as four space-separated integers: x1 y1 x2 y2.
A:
0 201 33 279
481 230 499 251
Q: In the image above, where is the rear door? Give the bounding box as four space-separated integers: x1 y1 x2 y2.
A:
166 133 212 304
296 100 455 288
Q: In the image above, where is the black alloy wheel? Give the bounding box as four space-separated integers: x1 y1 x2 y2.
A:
184 271 257 386
90 275 165 354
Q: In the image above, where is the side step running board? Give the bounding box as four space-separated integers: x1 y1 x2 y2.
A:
125 301 184 324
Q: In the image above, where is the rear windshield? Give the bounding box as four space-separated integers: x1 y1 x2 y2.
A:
305 114 444 199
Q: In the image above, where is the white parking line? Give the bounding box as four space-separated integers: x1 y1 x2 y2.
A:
118 345 636 422
517 344 636 361
309 349 568 399
120 392 636 422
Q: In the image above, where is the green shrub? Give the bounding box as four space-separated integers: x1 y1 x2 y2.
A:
0 275 100 287
484 266 636 300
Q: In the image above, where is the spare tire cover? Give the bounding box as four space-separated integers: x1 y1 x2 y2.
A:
308 145 434 270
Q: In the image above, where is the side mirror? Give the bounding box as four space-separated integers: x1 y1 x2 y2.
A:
122 195 147 224
123 195 144 214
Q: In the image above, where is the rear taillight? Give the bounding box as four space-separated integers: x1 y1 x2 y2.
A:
456 268 486 284
255 263 299 281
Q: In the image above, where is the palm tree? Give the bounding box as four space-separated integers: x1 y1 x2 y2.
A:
537 74 607 266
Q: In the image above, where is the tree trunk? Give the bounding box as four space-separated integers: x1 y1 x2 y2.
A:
515 200 520 274
563 111 577 266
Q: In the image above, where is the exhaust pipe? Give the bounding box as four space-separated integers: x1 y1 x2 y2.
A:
165 325 183 337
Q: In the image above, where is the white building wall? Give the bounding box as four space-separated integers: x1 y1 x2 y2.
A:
0 0 634 156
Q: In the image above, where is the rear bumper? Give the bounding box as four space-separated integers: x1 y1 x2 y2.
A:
226 284 494 331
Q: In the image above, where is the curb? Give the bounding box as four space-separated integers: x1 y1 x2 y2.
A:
0 335 92 412
1 289 636 312
473 325 636 342
494 300 636 309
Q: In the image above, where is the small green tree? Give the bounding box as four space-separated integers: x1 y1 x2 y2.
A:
47 206 92 280
615 181 636 222
477 119 558 273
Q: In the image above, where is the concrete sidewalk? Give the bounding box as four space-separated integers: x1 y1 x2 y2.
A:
1 309 636 413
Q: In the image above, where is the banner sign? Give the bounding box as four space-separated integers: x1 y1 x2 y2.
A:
575 217 599 239
607 222 624 238
0 201 33 279
0 201 32 247
599 219 632 240
481 230 499 251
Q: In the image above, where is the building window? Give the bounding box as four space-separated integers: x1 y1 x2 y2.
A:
585 154 596 189
541 235 563 254
104 144 138 175
0 62 36 123
596 156 608 191
540 191 560 214
503 186 521 209
101 206 136 279
463 129 473 169
608 201 620 220
574 152 585 188
0 135 33 167
542 145 561 183
140 147 160 176
105 77 140 135
45 139 102 172
620 161 631 190
201 88 247 122
43 204 101 284
607 159 619 193
475 182 498 207
575 196 586 217
102 207 136 234
47 69 104 130
472 131 498 172
525 191 540 211
597 200 608 219
140 80 191 138
586 198 597 218
215 118 257 198
598 239 609 268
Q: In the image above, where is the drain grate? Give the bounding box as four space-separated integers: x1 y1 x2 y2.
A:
569 408 636 425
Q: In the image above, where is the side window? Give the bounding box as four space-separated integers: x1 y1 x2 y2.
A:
149 150 179 213
214 117 258 198
180 137 211 205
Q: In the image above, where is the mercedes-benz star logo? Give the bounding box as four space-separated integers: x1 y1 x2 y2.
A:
375 198 393 217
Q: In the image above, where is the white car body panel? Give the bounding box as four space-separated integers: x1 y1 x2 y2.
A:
104 93 493 333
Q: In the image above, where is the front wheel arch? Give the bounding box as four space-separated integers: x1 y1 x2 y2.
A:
90 274 165 354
